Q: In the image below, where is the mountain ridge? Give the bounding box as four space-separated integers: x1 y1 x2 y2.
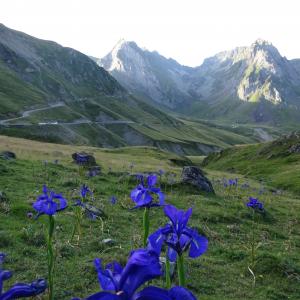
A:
96 38 300 126
94 39 193 108
0 23 268 155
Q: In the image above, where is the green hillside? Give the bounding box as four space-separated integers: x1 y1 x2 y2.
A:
0 135 299 299
202 132 300 193
0 24 268 155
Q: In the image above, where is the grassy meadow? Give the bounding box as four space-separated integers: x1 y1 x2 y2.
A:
0 135 299 299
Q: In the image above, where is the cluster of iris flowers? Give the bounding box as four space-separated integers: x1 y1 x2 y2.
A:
1 173 207 299
3 168 265 300
72 174 204 299
223 178 238 188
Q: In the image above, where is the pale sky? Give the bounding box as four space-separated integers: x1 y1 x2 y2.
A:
1 0 299 66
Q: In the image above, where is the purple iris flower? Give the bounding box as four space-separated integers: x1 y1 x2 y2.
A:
130 174 165 209
148 205 208 262
158 169 165 176
228 178 238 186
73 249 197 300
110 196 117 205
246 197 264 211
32 185 67 217
0 253 47 300
81 184 93 198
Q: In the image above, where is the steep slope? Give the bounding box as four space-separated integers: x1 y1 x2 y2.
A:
94 39 193 108
0 24 124 117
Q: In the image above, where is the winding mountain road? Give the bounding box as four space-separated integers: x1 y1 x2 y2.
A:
0 102 65 125
0 103 135 127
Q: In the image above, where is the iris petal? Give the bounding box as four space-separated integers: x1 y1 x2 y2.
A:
182 208 193 229
168 286 197 300
133 286 170 300
147 175 157 187
163 205 178 227
148 228 165 255
106 262 123 276
130 188 141 202
85 292 121 300
167 247 177 262
179 234 192 252
119 249 161 297
44 201 57 215
94 259 117 292
157 192 165 205
0 279 47 300
54 194 67 211
32 200 44 212
189 232 208 258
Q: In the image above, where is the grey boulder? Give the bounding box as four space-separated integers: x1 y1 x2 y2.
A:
181 166 214 193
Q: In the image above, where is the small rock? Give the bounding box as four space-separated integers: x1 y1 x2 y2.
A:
288 144 300 154
72 152 96 166
101 238 115 246
85 203 106 218
0 151 16 160
0 191 9 202
181 166 215 193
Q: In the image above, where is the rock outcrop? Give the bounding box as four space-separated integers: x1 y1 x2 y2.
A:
181 166 214 193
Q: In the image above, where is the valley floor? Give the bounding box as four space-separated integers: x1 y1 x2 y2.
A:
0 136 299 299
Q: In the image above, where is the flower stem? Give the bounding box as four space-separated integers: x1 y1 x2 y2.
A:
47 215 55 300
248 210 256 287
177 254 185 287
143 207 150 247
165 256 171 289
251 210 256 268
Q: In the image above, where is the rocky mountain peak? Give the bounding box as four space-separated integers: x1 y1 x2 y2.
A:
100 39 143 72
252 38 272 47
250 38 282 62
96 39 193 108
111 39 139 53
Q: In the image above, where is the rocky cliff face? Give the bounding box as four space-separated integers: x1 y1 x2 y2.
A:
94 39 193 108
192 39 300 106
97 39 300 125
